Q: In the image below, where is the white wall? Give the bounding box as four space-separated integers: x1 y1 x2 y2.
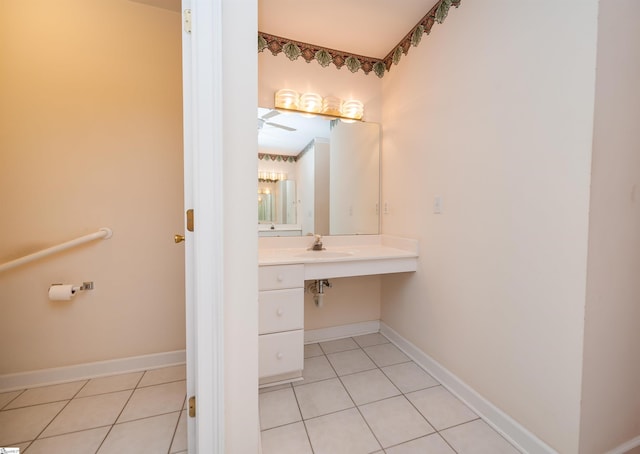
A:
313 140 330 235
0 0 184 374
579 1 640 452
380 1 598 452
297 147 316 233
330 122 380 235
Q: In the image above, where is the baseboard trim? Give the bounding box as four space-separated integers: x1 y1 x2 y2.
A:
379 322 557 454
0 350 186 392
304 320 380 344
606 435 640 454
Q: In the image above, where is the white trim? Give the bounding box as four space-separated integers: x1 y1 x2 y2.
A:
304 320 380 344
605 435 640 454
189 0 225 452
181 0 197 452
0 350 185 393
380 322 558 454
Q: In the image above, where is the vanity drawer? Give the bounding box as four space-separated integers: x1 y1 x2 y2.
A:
259 264 304 290
259 288 304 334
259 330 304 378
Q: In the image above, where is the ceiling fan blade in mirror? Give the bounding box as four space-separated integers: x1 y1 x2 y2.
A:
266 121 296 131
262 109 281 120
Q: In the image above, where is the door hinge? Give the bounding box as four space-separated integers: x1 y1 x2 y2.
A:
188 395 196 417
183 9 192 34
186 209 194 232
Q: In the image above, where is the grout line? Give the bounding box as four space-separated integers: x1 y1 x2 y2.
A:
94 373 143 453
0 388 27 410
167 404 186 454
136 378 187 389
335 364 385 451
288 375 315 453
30 396 77 443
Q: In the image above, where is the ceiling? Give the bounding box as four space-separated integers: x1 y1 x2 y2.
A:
133 0 440 60
258 108 330 156
259 0 440 59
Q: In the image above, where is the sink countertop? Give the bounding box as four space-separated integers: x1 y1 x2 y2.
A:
258 235 418 279
259 244 416 265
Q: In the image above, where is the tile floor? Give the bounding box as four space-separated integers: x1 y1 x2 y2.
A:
1 334 523 454
0 365 187 454
260 333 522 454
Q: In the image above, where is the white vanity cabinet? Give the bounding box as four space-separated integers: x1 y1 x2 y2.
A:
258 264 304 386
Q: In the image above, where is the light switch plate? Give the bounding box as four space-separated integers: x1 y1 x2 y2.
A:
433 196 443 214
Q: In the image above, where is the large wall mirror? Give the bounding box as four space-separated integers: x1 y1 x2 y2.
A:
258 107 380 236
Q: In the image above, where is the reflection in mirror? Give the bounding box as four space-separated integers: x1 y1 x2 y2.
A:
257 107 380 237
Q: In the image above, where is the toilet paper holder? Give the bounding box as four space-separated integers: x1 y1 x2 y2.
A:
51 281 94 291
79 281 94 291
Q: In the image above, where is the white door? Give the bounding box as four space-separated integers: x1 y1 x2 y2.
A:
181 1 225 452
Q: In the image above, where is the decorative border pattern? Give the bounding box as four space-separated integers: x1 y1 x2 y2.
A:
383 0 461 71
258 33 386 78
258 0 461 78
258 153 297 163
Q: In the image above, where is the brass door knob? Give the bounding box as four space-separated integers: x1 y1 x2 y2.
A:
174 234 185 243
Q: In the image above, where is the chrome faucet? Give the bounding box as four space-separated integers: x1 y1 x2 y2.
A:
311 234 324 251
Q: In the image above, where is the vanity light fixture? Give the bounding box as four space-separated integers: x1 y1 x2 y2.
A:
274 89 299 110
299 92 323 113
258 170 288 183
274 89 364 120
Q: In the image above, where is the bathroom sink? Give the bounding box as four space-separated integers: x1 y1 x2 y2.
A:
294 250 354 259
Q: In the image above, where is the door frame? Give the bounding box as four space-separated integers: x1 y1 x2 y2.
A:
182 0 225 452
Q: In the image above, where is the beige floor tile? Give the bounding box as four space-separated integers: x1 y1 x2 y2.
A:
0 390 23 410
98 412 180 454
304 343 324 358
170 410 187 453
261 421 312 454
406 386 477 431
359 396 435 448
76 372 143 397
0 402 66 445
138 365 186 388
382 362 439 393
319 337 359 354
326 349 377 376
293 355 336 386
293 378 353 419
340 368 400 405
259 388 301 430
386 433 456 454
440 419 521 454
364 343 410 367
25 426 109 454
12 441 32 451
118 380 185 423
40 390 131 438
353 333 390 348
305 408 381 454
5 381 87 409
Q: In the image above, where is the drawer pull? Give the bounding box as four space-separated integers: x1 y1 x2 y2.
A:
276 274 284 282
276 352 283 360
276 308 284 316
